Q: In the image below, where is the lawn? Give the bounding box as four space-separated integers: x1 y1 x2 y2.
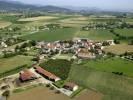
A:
21 28 77 41
115 29 133 37
0 55 33 73
68 62 133 100
103 44 133 55
76 29 116 40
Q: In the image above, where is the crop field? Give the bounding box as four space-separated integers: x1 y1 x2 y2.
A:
104 44 133 55
18 16 58 22
115 29 133 37
83 57 133 77
0 21 12 28
75 29 116 40
68 63 133 100
9 86 103 100
21 28 78 41
0 55 33 73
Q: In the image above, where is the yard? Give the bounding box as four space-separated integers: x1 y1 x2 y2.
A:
0 55 33 73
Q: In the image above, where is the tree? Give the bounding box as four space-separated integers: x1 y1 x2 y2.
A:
2 90 10 100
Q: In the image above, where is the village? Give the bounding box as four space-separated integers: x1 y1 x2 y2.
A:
0 37 116 99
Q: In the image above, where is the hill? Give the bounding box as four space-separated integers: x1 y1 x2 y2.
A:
0 0 71 13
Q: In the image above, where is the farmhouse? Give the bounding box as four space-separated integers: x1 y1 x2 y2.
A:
19 69 37 82
34 66 60 82
63 82 78 91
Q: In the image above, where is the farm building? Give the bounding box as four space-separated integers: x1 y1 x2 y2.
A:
34 66 60 82
63 82 78 91
19 69 37 82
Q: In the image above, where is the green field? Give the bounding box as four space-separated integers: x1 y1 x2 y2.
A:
68 58 133 100
76 29 116 40
21 28 77 41
83 57 133 77
115 29 133 37
0 55 33 73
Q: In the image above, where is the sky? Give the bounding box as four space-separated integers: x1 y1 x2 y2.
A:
11 0 133 11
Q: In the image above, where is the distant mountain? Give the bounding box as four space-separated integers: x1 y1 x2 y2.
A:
0 0 72 13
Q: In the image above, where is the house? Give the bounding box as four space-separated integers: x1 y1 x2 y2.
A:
63 82 78 91
34 66 60 82
19 69 37 82
77 48 96 59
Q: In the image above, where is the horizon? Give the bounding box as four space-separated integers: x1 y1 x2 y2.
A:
7 0 133 11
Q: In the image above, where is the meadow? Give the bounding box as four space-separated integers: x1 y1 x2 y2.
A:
115 29 133 37
75 29 116 40
68 62 133 100
21 28 77 41
0 55 33 73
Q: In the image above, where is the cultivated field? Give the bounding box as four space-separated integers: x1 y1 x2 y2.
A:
84 57 133 77
75 29 116 40
18 16 58 22
0 21 12 28
21 28 77 41
9 86 103 100
115 29 133 37
0 55 33 73
68 64 133 100
104 44 133 55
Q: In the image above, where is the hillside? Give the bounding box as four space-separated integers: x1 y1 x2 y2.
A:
0 0 71 13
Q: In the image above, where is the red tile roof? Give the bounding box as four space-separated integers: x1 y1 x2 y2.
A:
34 66 59 80
19 69 37 81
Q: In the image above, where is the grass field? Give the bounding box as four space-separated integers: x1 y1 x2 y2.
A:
18 16 58 22
75 29 116 40
68 62 133 100
115 29 133 37
104 44 133 55
9 86 103 100
83 57 133 77
21 28 77 41
0 55 33 73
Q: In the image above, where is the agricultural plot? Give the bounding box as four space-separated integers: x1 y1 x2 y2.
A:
115 29 133 37
0 21 12 28
68 63 133 100
9 86 103 100
75 29 116 40
0 55 33 73
18 16 58 22
104 44 133 55
21 28 77 41
84 57 133 77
